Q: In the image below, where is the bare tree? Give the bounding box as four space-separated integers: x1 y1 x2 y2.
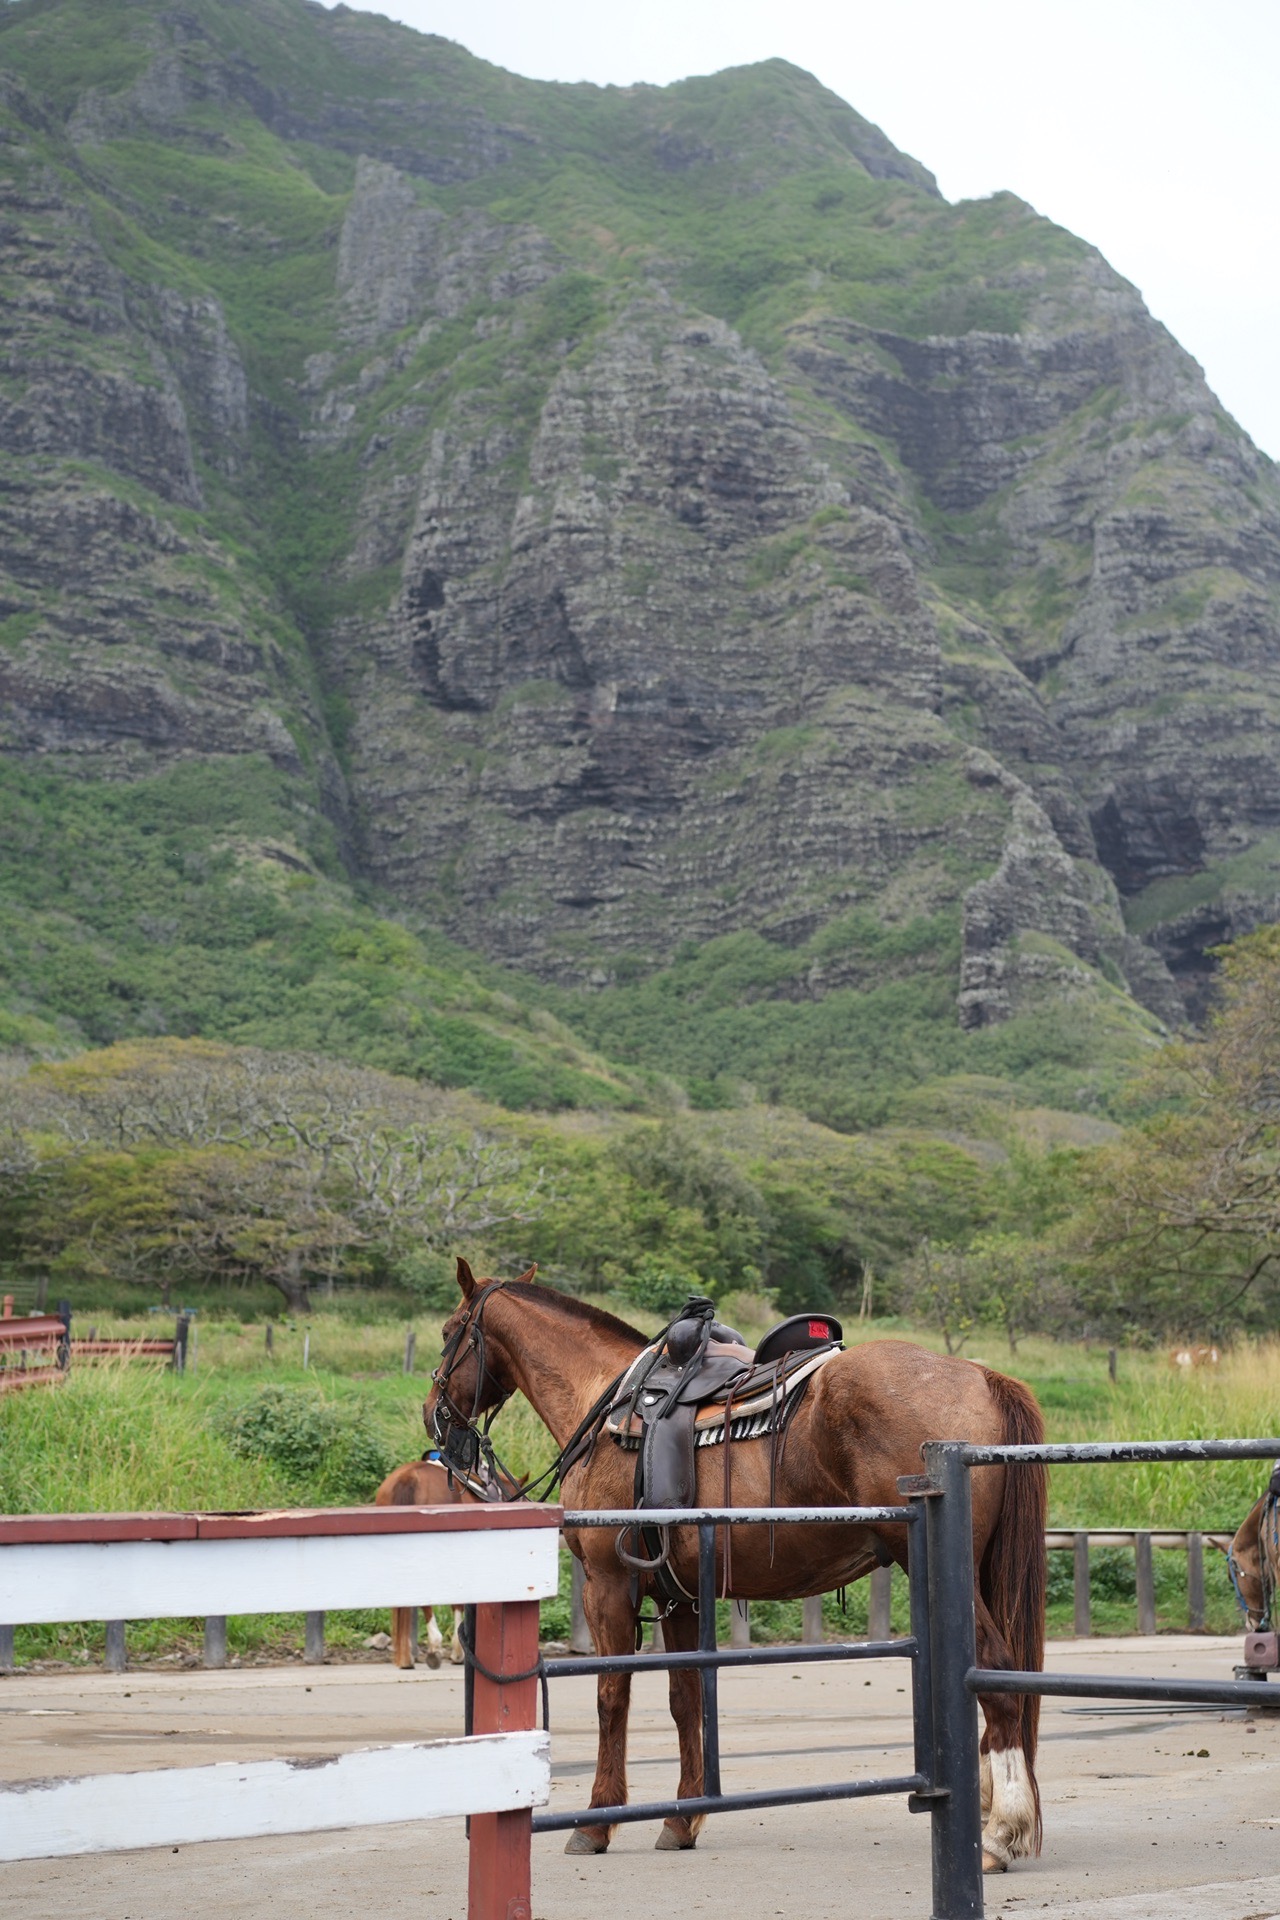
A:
9 1041 546 1312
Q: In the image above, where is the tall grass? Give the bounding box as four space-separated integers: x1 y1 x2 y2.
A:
1042 1342 1280 1530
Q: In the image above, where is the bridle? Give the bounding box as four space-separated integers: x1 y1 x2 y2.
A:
428 1276 646 1505
429 1279 515 1483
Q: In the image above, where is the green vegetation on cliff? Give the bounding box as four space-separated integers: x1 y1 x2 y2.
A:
2 0 1279 1331
0 757 640 1110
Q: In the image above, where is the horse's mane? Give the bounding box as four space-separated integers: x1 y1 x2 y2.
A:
520 1282 648 1351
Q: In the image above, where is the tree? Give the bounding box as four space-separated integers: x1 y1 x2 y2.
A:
898 1238 988 1354
1081 926 1280 1331
7 1040 547 1312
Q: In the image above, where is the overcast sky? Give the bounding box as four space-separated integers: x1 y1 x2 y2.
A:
327 0 1280 460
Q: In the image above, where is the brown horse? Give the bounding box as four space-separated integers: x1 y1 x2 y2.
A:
375 1458 472 1668
1228 1485 1280 1628
375 1454 524 1667
424 1262 1047 1874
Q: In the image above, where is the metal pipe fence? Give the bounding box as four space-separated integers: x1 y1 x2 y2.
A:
531 1504 933 1840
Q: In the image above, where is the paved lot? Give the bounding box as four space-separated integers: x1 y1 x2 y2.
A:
2 1635 1278 1919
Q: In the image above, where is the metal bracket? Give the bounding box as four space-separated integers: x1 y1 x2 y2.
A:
896 1473 939 1497
907 1787 949 1813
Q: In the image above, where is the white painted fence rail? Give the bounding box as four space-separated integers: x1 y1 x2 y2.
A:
0 1731 548 1860
0 1504 560 1920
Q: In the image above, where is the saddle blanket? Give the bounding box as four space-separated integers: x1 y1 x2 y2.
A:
604 1343 838 1450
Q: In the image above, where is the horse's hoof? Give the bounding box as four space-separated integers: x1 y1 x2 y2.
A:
565 1829 608 1855
655 1824 696 1851
982 1851 1009 1874
424 1648 441 1670
394 1657 415 1671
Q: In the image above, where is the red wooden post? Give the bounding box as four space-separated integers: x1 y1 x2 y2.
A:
468 1597 539 1920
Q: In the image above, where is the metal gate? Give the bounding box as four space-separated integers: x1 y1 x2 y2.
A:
924 1436 1280 1918
535 1504 935 1833
522 1439 1280 1919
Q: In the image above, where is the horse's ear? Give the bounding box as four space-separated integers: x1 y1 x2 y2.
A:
456 1256 476 1298
514 1263 538 1284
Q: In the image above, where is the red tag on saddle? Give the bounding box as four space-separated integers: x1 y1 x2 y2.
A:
808 1320 829 1340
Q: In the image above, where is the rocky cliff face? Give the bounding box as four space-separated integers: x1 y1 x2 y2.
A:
2 0 1278 1068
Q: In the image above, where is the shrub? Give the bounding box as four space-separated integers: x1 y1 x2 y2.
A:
220 1384 391 1503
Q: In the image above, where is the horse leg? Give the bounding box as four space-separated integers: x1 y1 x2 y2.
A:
448 1607 464 1665
420 1606 443 1669
655 1603 705 1851
565 1571 636 1857
974 1593 1039 1872
390 1605 417 1670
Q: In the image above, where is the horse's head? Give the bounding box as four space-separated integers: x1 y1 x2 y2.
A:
1229 1493 1270 1627
422 1257 536 1473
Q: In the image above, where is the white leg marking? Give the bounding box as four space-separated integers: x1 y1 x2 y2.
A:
425 1609 445 1653
449 1609 465 1665
980 1748 993 1821
982 1747 1036 1866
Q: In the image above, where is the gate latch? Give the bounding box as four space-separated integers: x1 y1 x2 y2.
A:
907 1787 950 1814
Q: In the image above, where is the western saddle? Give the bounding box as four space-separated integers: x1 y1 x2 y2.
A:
603 1294 843 1603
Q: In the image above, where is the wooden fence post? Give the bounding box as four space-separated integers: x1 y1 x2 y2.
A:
105 1620 127 1673
1135 1532 1156 1634
203 1616 228 1668
1073 1532 1091 1637
730 1599 750 1648
404 1328 417 1375
869 1564 893 1640
802 1595 823 1644
0 1624 14 1669
304 1611 325 1664
468 1598 538 1920
1187 1531 1206 1630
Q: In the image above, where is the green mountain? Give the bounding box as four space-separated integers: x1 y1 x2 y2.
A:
2 0 1278 1128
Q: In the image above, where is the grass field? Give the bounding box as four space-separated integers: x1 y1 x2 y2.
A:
2 1311 1275 1664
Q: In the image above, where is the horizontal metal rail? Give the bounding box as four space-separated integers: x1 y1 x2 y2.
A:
968 1665 1280 1708
533 1772 927 1832
544 1636 915 1678
1045 1529 1230 1549
961 1438 1280 1466
560 1505 914 1526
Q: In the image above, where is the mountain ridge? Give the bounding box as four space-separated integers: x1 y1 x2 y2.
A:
1 0 1277 1124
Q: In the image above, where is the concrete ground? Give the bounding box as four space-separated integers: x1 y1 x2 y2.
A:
2 1635 1278 1919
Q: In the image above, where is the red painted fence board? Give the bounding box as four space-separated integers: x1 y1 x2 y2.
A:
0 1505 563 1545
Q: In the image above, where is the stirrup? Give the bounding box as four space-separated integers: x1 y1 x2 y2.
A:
615 1522 670 1572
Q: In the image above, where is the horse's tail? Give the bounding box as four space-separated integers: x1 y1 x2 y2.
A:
980 1366 1046 1839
